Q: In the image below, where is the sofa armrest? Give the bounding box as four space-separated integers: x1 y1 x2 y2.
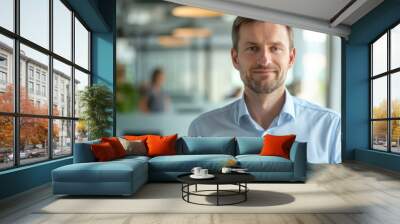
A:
289 142 307 181
73 140 100 163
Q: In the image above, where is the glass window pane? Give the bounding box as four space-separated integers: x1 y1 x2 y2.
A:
75 120 88 143
20 117 49 165
74 69 89 118
20 0 49 49
74 17 89 70
372 121 388 151
391 72 400 118
391 120 400 153
391 24 400 70
372 77 387 119
0 116 14 170
391 121 400 153
53 0 72 60
20 44 49 115
0 34 14 113
372 33 387 76
0 0 14 31
53 119 72 158
53 59 72 117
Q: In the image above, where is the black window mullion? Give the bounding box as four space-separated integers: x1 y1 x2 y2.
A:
370 45 373 149
49 0 53 160
71 10 76 153
13 0 20 167
387 30 391 152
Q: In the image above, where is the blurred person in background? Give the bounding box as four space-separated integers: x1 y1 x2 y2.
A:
139 67 170 113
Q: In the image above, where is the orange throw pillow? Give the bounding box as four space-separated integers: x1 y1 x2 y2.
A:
146 134 178 157
124 135 148 141
91 142 117 161
101 137 127 158
259 134 296 159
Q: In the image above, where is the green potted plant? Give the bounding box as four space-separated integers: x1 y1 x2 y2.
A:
79 84 113 140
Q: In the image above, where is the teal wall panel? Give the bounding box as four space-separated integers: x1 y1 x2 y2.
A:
345 0 400 171
0 158 72 199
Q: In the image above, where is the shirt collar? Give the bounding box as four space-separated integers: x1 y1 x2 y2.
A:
236 89 296 125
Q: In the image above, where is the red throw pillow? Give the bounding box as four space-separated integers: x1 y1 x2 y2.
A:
146 134 178 157
259 134 296 159
124 135 148 141
91 142 117 161
101 137 127 158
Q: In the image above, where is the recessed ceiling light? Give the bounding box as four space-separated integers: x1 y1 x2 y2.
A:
173 27 212 38
172 6 223 18
158 36 190 47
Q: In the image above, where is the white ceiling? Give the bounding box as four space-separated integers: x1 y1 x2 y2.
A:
164 0 384 38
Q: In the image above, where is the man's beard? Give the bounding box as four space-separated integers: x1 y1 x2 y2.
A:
242 70 286 94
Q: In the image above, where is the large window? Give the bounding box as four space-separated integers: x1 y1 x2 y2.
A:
371 23 400 153
0 0 91 171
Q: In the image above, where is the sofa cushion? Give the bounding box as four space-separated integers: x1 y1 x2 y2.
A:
260 134 296 159
91 142 118 161
148 154 235 172
177 137 235 155
147 134 178 157
52 158 147 183
118 138 147 156
101 137 127 158
236 155 293 172
235 137 263 155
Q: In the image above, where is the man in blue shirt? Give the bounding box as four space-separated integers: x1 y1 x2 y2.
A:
188 17 341 164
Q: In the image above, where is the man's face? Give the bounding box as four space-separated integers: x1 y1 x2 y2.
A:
231 21 296 94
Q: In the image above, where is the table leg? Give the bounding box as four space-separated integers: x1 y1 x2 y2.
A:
245 183 247 201
217 184 219 206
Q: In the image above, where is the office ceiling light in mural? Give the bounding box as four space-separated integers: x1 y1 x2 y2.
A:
173 27 212 38
158 35 190 47
172 6 223 18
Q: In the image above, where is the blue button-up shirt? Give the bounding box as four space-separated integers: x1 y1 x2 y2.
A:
188 90 341 164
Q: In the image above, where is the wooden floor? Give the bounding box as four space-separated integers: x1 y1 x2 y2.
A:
1 162 400 224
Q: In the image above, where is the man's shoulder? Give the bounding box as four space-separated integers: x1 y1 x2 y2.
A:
292 96 340 121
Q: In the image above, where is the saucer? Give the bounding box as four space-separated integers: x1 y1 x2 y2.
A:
190 174 215 179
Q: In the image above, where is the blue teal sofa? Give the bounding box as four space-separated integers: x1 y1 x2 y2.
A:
52 137 307 196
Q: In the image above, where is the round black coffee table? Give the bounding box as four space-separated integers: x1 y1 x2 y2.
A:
177 173 255 206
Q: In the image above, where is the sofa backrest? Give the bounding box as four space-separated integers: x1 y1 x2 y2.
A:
235 137 263 155
176 137 236 155
73 139 100 163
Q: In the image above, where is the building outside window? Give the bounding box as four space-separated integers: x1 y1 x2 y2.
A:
28 67 34 80
0 54 7 67
42 85 46 97
28 81 34 94
41 73 46 83
0 71 7 86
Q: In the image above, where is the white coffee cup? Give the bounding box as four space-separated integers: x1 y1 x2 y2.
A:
200 169 208 176
221 167 232 174
191 167 202 176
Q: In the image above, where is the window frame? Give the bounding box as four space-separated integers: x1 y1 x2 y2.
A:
0 0 92 171
370 20 400 154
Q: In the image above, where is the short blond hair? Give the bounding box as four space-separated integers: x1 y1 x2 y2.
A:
231 17 294 50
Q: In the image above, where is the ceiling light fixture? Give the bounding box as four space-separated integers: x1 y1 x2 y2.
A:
172 6 223 18
158 36 190 48
173 27 212 38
